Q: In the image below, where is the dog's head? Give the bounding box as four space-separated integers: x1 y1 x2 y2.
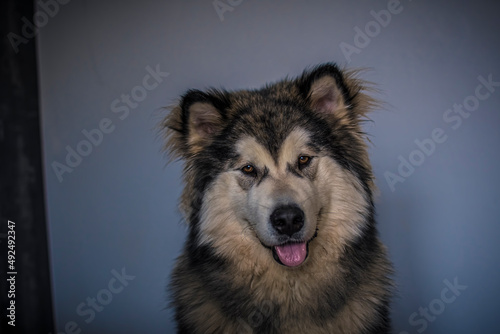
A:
163 63 378 269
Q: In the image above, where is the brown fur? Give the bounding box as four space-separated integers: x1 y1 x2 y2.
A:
162 63 392 333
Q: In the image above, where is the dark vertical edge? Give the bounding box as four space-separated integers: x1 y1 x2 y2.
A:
0 0 55 333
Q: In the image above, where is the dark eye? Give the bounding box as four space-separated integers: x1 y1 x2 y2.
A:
241 164 256 176
298 156 312 169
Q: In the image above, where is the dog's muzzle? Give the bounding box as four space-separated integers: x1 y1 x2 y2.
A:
270 205 308 267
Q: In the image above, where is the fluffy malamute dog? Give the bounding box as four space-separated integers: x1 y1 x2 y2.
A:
162 63 392 333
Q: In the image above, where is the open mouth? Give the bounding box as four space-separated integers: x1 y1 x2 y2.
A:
272 242 309 267
270 230 317 267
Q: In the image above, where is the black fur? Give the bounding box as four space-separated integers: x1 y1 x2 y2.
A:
164 63 393 333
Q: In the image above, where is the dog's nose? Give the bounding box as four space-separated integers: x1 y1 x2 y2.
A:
270 205 305 237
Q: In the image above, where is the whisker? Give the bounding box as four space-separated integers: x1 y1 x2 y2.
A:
258 203 271 210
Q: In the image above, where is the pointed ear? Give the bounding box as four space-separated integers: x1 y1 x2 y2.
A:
163 89 228 158
299 64 350 117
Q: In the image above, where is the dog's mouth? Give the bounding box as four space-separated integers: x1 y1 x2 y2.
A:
254 209 321 268
269 230 317 267
272 242 309 267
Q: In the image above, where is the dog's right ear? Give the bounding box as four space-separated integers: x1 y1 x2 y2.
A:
163 89 229 158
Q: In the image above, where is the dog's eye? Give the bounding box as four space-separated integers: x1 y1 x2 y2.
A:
298 156 312 169
241 164 256 176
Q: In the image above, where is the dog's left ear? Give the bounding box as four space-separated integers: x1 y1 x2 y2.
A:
299 63 351 118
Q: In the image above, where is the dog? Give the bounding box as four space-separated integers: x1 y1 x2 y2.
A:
162 63 393 333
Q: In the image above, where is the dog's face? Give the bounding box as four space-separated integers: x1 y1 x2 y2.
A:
164 64 376 269
233 129 321 267
203 127 323 268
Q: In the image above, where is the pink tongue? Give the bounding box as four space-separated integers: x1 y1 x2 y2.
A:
274 242 307 267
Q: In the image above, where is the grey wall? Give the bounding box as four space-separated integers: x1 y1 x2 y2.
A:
36 0 500 333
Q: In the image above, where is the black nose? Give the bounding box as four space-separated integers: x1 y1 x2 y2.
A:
270 205 305 237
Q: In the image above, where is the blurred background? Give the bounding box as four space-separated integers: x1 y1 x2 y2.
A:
2 0 499 333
